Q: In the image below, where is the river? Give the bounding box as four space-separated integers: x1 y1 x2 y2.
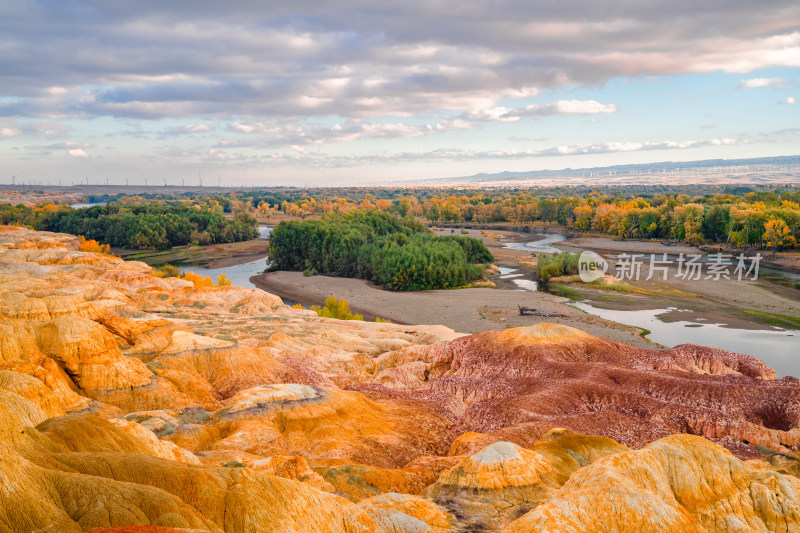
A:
168 226 273 289
69 202 107 208
502 233 800 377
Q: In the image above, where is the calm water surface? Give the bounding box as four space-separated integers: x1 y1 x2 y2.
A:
170 226 272 289
69 202 107 208
507 234 800 377
570 302 799 378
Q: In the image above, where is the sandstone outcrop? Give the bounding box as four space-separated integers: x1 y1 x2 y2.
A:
1 225 799 532
425 429 628 529
504 434 800 532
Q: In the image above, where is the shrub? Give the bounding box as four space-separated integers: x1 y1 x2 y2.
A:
78 235 110 254
180 271 214 288
311 296 364 320
536 252 579 282
152 264 180 278
216 274 231 286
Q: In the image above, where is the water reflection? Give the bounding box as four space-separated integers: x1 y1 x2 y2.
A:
503 232 565 254
168 226 272 290
496 267 537 291
570 301 799 378
69 202 107 208
177 257 267 289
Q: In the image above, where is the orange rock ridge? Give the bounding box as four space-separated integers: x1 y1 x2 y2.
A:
1 225 799 532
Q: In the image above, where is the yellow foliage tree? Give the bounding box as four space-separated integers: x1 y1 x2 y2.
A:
764 219 795 254
78 236 111 255
216 274 232 286
311 296 364 320
179 271 214 288
152 264 179 278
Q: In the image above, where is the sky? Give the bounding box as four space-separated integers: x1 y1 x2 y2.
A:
1 1 799 186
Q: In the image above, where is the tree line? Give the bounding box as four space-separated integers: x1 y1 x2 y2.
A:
24 183 800 251
254 187 800 251
267 210 494 291
0 203 258 250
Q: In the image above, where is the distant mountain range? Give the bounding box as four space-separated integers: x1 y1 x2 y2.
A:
392 155 800 187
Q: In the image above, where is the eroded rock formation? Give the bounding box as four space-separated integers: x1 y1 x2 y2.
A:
1 225 799 532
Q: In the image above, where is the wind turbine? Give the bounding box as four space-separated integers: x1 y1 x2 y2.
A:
9 174 16 187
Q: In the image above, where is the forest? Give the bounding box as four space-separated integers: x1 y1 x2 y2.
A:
93 183 800 251
0 203 258 250
5 182 800 253
247 185 800 251
267 210 493 291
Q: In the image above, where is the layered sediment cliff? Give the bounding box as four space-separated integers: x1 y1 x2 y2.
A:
1 225 799 532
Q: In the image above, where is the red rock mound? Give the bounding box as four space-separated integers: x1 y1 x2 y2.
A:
353 324 800 457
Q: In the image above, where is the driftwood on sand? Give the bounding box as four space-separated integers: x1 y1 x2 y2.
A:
518 305 568 318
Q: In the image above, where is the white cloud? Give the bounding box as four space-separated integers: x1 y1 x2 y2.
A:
739 77 789 89
231 136 746 168
171 123 214 134
67 148 89 158
502 100 619 120
2 4 799 122
223 118 477 147
553 100 618 114
779 96 796 104
1 128 21 138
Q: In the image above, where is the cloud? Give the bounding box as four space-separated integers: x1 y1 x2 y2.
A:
507 100 619 119
209 135 746 169
0 3 798 122
0 2 797 183
222 118 476 148
779 96 796 104
464 100 618 122
739 77 789 89
21 141 90 157
170 123 214 134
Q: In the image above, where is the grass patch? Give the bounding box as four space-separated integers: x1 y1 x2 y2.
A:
145 361 164 372
545 284 583 301
733 309 800 330
752 444 777 455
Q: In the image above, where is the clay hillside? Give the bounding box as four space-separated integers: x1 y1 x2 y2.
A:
1 225 800 532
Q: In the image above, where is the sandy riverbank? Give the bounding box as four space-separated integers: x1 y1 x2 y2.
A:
113 237 268 267
251 271 652 347
556 236 800 321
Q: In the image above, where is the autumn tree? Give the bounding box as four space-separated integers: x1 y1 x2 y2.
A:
764 219 795 254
